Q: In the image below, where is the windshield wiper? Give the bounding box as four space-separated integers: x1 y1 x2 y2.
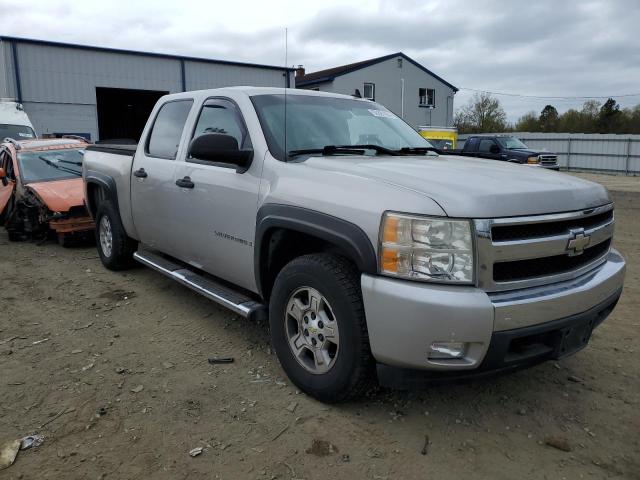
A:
38 156 82 177
339 144 401 156
57 159 83 166
288 146 364 158
396 146 441 155
288 144 402 159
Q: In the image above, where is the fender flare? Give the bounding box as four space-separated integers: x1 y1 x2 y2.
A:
254 204 378 297
84 170 119 219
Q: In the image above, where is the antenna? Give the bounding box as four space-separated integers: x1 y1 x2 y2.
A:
284 27 288 161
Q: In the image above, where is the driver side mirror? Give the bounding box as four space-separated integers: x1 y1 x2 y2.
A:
188 134 253 173
0 167 7 186
489 144 500 154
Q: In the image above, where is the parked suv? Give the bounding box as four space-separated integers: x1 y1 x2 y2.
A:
82 88 624 402
454 135 559 170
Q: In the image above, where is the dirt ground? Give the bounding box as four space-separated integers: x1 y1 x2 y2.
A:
1 174 638 480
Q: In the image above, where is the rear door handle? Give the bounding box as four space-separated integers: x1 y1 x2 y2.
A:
133 168 148 178
175 176 195 189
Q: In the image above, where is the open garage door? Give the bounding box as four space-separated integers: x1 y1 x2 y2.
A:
96 87 168 142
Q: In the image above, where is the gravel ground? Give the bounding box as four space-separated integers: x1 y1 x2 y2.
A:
0 174 638 480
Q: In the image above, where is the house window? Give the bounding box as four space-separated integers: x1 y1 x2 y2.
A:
363 83 375 100
419 88 435 107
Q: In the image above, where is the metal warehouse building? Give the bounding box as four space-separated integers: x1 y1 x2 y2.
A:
0 36 293 141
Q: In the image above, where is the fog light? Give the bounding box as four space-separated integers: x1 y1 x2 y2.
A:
428 341 467 359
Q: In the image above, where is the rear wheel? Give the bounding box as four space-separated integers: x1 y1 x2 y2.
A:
95 200 136 270
269 253 373 402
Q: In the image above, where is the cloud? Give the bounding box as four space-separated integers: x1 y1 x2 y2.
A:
1 0 638 121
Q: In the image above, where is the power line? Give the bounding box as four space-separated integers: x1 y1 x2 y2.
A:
458 87 640 100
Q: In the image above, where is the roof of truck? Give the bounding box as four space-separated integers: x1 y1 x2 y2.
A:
163 86 372 102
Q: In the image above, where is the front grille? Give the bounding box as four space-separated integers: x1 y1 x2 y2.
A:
493 239 610 282
539 154 557 165
492 209 613 242
475 205 614 292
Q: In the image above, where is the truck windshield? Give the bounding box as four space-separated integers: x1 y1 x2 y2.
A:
496 136 529 150
0 124 36 141
17 148 84 183
251 94 433 160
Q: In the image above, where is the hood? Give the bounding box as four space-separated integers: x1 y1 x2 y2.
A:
504 148 538 156
505 148 555 157
304 154 611 218
26 178 85 212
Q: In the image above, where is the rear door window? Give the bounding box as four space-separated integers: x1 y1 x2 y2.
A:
146 100 193 159
478 139 496 153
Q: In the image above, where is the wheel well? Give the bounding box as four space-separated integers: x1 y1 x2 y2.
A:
86 182 107 218
259 228 359 300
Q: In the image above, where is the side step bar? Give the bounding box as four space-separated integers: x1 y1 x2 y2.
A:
133 248 267 321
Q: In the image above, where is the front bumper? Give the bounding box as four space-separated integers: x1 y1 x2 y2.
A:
49 216 94 234
361 249 625 376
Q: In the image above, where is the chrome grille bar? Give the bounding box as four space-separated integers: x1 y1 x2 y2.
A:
474 204 614 292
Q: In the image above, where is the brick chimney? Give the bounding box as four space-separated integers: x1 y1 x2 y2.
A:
295 65 305 77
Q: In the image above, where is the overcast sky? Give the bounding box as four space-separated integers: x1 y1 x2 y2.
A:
3 0 639 121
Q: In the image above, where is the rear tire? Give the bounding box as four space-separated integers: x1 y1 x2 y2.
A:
95 200 136 270
269 253 373 403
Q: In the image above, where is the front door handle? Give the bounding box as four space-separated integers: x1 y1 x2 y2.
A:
175 176 195 189
133 168 148 178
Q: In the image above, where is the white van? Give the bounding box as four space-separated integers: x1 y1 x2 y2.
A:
0 99 36 140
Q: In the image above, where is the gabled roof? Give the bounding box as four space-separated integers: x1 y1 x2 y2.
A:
296 52 458 92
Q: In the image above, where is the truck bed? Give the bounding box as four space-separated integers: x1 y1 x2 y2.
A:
86 144 137 156
83 143 137 238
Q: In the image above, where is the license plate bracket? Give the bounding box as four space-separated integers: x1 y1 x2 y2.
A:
555 319 595 359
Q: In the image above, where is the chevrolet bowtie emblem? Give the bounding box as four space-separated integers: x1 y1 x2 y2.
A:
567 229 591 256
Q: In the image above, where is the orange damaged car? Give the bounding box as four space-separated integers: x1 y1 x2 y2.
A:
0 138 94 246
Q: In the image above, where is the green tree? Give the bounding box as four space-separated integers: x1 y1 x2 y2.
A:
539 105 559 132
557 108 584 133
598 98 622 133
580 100 601 133
515 111 540 131
623 104 640 134
454 93 507 133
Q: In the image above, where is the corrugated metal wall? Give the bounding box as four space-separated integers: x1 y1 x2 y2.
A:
1 39 290 140
185 61 286 91
459 133 640 175
0 40 17 99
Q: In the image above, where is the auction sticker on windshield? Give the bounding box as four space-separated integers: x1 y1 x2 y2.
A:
368 109 396 118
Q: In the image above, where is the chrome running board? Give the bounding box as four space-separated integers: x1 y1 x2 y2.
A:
133 247 266 321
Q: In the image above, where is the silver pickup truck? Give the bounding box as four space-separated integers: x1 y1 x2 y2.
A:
83 87 625 402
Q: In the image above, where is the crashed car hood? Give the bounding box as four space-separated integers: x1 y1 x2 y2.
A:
26 178 85 212
304 154 611 218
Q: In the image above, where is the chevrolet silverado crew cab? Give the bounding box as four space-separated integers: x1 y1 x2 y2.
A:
454 135 559 170
82 88 625 402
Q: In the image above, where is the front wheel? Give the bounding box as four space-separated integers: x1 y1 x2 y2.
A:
269 253 373 402
95 200 136 270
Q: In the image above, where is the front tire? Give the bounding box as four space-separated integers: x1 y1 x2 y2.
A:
95 200 136 270
269 253 373 402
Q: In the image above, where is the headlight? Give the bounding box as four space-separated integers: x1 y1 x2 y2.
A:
379 212 474 284
527 156 539 164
